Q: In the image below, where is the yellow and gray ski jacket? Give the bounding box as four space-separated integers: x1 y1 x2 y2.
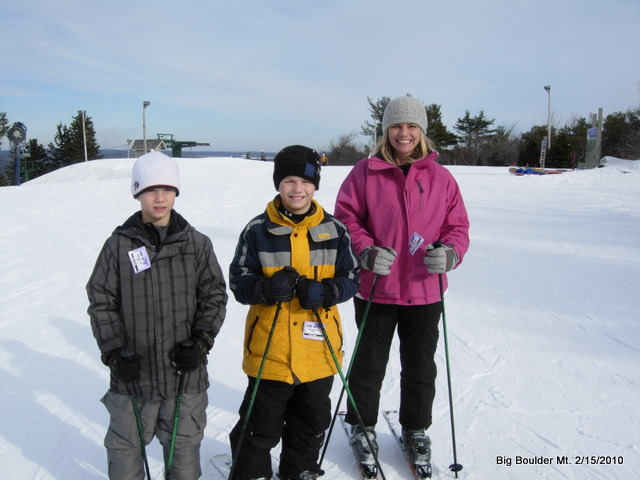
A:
229 197 360 384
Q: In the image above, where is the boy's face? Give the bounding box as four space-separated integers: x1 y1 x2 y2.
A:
137 187 176 226
278 176 315 214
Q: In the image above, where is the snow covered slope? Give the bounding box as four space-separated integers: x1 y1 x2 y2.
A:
0 157 638 479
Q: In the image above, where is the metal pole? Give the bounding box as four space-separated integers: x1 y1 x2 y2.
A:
438 274 463 477
15 145 21 186
143 101 150 154
544 85 551 151
79 110 88 162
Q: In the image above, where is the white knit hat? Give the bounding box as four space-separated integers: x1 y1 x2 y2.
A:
382 96 428 134
131 151 180 198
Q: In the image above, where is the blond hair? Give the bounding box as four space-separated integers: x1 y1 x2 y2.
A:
373 129 437 166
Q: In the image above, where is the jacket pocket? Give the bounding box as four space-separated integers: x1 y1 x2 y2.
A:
246 315 260 354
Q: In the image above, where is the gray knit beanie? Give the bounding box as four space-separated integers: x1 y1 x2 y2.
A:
131 151 181 198
382 96 428 134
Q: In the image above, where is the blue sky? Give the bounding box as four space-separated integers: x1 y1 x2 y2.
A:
1 0 639 152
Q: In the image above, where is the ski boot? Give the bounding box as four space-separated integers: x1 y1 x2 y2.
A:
402 428 431 463
402 428 432 478
349 424 379 462
287 470 318 480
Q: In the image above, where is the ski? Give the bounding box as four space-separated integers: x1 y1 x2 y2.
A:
338 411 378 479
382 410 432 479
211 453 233 479
211 453 281 479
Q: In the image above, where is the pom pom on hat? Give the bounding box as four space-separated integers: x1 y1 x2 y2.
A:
131 151 180 198
382 96 428 134
273 145 322 191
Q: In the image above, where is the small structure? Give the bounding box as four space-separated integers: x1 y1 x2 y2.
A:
157 134 210 157
130 139 168 157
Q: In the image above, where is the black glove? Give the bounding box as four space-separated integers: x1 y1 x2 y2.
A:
296 277 325 310
321 280 339 309
264 266 300 303
102 348 142 383
170 339 203 372
192 330 215 354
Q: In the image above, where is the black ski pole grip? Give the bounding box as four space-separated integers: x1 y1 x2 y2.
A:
120 348 135 360
180 339 194 348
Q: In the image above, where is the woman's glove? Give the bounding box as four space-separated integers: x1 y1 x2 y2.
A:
360 246 397 275
424 243 458 274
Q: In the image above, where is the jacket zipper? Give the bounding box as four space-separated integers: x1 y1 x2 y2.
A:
417 179 425 213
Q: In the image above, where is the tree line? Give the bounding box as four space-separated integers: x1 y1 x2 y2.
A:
0 111 101 186
325 95 640 167
2 97 639 185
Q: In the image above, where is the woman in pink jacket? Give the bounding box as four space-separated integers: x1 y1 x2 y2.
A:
334 95 470 468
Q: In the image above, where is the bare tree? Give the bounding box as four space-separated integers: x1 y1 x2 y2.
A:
326 131 367 165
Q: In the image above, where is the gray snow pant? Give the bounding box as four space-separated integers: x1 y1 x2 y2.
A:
101 389 207 480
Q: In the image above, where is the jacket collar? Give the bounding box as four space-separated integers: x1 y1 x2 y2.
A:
265 197 325 235
367 151 440 170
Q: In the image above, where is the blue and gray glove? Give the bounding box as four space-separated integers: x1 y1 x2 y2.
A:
262 266 300 304
296 277 337 310
424 243 458 274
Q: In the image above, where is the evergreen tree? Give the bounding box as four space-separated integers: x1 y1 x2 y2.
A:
0 112 8 150
26 139 57 179
518 125 548 166
425 103 457 152
48 123 73 168
48 111 102 167
361 96 390 146
452 110 496 165
602 107 640 159
552 117 589 168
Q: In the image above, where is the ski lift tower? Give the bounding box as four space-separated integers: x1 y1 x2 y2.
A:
156 134 210 157
7 122 27 186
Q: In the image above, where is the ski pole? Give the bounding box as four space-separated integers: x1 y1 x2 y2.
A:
121 349 151 480
439 273 463 477
229 301 283 480
320 274 378 467
166 339 193 479
312 308 387 480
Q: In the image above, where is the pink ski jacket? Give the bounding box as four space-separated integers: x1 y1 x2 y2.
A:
334 152 470 306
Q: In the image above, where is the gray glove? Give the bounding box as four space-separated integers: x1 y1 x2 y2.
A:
424 243 458 274
360 246 397 275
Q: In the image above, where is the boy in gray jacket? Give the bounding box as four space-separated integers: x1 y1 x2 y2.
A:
87 151 228 479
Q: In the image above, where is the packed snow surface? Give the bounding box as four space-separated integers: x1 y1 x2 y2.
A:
0 156 638 479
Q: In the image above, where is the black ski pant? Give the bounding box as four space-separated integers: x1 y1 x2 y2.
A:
229 376 333 480
345 298 442 431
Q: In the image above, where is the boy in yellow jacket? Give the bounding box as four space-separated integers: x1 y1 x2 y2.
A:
228 145 359 480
